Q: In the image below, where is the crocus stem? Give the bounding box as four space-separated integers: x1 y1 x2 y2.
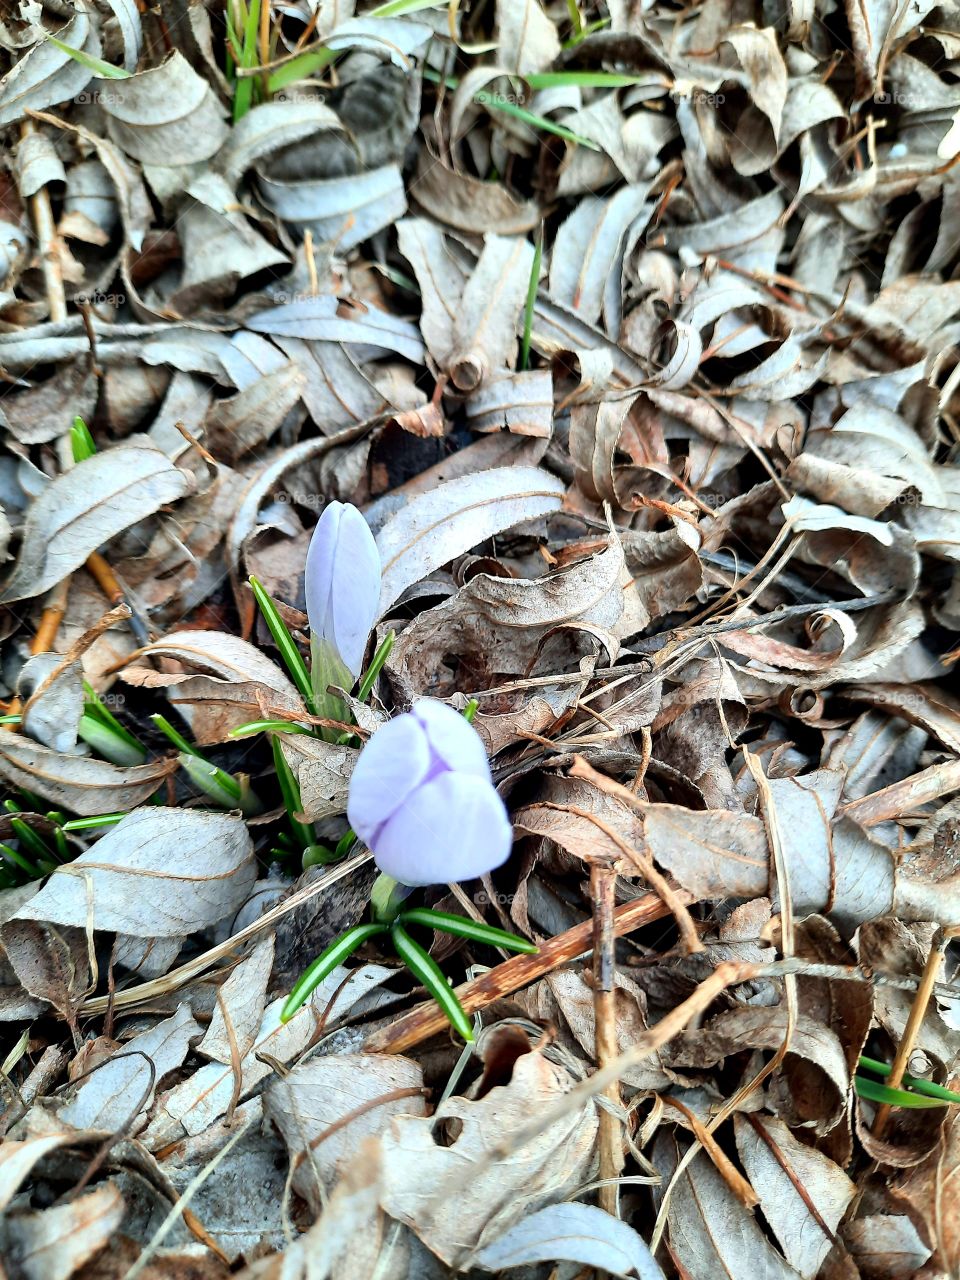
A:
371 872 411 923
310 634 354 735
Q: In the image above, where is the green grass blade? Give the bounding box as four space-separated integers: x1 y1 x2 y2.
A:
78 713 148 767
858 1056 960 1105
229 719 312 737
356 630 394 703
520 225 543 371
62 813 126 831
854 1075 945 1109
224 5 237 74
81 684 147 762
45 812 70 862
281 923 388 1021
249 577 314 711
271 734 315 850
422 67 459 90
233 0 261 121
5 816 57 864
267 47 336 93
151 713 198 757
302 844 340 867
474 91 600 149
178 754 243 807
526 70 655 89
370 0 447 14
400 907 537 953
562 15 610 47
335 829 357 859
391 924 474 1042
151 716 252 809
0 841 41 878
44 31 131 79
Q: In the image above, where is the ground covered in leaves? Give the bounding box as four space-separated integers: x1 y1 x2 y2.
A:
1 0 960 1276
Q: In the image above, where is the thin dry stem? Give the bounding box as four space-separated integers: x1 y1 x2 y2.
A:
652 744 798 1250
4 581 73 729
444 960 756 1264
566 757 704 954
841 757 960 827
662 1096 758 1208
872 927 950 1138
591 861 623 1216
630 725 652 793
21 119 67 324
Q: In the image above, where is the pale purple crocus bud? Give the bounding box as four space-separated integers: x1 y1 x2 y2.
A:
305 502 381 705
347 699 513 887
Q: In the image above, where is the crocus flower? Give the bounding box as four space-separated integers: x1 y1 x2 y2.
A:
347 699 513 887
305 502 381 705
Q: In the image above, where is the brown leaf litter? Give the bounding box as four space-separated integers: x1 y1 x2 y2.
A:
1 0 960 1276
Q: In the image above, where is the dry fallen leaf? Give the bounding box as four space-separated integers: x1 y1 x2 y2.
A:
376 465 566 615
11 809 255 935
1 0 959 1273
0 742 175 816
265 1052 426 1213
0 441 193 602
377 1046 598 1265
3 1182 124 1280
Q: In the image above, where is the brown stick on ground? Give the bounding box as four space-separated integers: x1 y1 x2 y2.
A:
841 757 960 827
591 861 623 1216
21 119 67 324
872 926 956 1138
3 581 72 729
363 888 682 1054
